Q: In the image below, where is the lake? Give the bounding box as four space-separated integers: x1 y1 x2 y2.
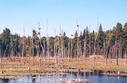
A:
0 75 127 83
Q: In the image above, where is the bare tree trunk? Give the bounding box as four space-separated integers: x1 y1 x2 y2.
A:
0 48 1 63
78 39 82 60
54 43 58 67
77 36 79 60
116 47 119 65
125 51 127 63
60 35 64 62
126 53 127 63
83 41 86 62
47 37 50 61
71 39 73 59
22 40 25 57
104 40 107 65
67 41 71 60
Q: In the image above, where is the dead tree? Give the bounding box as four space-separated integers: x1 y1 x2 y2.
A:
46 23 50 60
125 50 127 63
67 39 71 59
60 33 64 62
109 41 121 65
46 36 50 60
70 34 73 58
76 24 80 60
0 48 1 57
10 39 14 57
38 22 43 57
83 40 87 61
22 37 25 57
22 27 26 58
42 39 46 57
83 27 90 62
54 38 57 67
78 33 82 60
0 48 1 63
76 36 79 60
103 39 108 65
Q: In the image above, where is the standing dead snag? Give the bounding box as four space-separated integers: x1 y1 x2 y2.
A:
22 37 25 57
37 22 43 66
38 22 43 57
77 35 79 60
115 41 121 65
109 40 121 65
46 20 50 61
61 33 64 61
125 50 127 63
76 24 80 60
21 27 26 58
0 48 1 63
67 39 71 59
78 32 82 60
10 39 14 57
54 36 59 67
46 35 50 60
83 27 90 62
103 38 108 65
42 39 46 61
71 34 73 59
59 28 64 62
83 40 87 62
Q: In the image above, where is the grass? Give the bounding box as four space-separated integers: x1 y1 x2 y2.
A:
0 56 126 78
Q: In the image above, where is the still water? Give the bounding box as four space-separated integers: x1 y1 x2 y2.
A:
0 75 127 83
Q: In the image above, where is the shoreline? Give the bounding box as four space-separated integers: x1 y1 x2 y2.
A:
0 56 127 79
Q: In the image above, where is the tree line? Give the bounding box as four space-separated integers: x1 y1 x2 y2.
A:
0 22 127 59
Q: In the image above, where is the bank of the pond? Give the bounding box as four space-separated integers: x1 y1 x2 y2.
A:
0 57 127 79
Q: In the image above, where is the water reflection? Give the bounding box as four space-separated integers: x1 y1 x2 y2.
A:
32 78 35 83
1 79 9 83
32 75 36 83
0 75 126 83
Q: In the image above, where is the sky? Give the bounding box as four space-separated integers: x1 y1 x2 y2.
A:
0 0 127 37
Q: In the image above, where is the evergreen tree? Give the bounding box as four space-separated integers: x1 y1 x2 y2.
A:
122 23 127 57
89 31 95 54
32 30 39 56
115 23 123 40
96 24 105 54
115 23 123 57
1 28 11 56
83 27 89 57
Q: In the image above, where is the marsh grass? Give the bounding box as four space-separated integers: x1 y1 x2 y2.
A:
0 56 126 79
